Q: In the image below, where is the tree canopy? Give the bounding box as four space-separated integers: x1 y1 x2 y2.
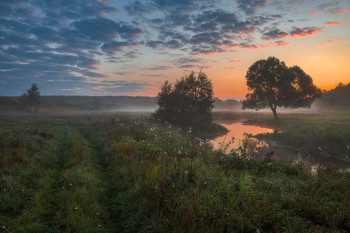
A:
154 71 214 129
242 57 322 120
21 83 40 112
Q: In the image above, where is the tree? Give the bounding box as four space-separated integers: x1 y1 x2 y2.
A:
242 57 321 120
154 71 214 129
21 83 40 112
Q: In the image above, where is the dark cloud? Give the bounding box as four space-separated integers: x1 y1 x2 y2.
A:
125 1 155 15
175 57 204 65
290 27 322 38
33 0 117 20
73 17 142 41
178 64 200 69
237 0 270 14
101 41 140 55
262 28 288 40
146 40 184 49
143 74 162 77
315 1 343 15
145 66 172 71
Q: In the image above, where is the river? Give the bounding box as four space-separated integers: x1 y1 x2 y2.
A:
210 119 343 166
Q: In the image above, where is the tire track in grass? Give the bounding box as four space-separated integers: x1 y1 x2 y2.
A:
52 128 111 232
13 123 110 232
13 125 71 232
77 126 117 232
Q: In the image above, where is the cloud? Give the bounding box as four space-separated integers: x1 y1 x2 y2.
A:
229 59 243 63
290 27 322 38
101 41 141 55
324 22 346 26
262 28 288 40
237 0 271 14
125 1 155 15
313 1 347 15
143 74 162 77
179 64 200 69
73 17 142 41
274 40 291 47
95 80 156 93
146 40 184 49
175 57 204 65
192 47 237 55
144 66 172 71
309 11 317 16
238 40 291 50
318 40 349 48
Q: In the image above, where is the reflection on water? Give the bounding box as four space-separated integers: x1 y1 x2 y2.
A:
210 120 347 168
210 122 273 152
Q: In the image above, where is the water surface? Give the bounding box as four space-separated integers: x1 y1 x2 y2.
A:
210 121 273 152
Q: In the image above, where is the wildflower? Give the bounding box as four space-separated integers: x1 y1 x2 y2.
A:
69 183 73 187
185 170 188 175
74 207 78 210
96 212 100 215
98 224 102 227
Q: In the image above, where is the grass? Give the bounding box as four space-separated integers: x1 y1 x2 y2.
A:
244 112 350 164
0 112 349 232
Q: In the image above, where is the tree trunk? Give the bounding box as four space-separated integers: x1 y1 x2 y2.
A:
271 107 278 120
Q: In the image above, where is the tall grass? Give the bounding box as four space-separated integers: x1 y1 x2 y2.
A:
0 114 349 232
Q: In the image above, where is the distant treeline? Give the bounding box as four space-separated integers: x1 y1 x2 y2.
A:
315 82 350 110
0 95 242 112
2 82 348 112
0 96 157 112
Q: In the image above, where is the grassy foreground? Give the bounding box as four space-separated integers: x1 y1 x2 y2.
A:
0 114 349 232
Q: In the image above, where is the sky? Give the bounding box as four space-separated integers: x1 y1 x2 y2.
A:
0 0 349 98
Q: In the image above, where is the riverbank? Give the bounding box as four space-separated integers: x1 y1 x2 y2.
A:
242 112 350 166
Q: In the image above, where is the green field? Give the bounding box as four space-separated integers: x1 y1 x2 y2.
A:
0 113 349 232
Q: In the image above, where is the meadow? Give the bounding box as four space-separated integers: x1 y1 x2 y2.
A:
0 112 349 232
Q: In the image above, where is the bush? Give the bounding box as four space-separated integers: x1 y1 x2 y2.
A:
154 72 214 130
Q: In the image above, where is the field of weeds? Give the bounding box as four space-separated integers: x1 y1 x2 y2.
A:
0 113 349 232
